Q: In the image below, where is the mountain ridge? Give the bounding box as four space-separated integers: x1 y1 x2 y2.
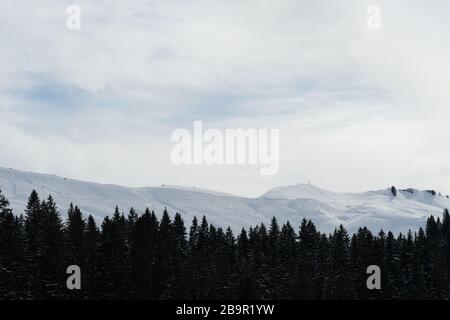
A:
0 166 448 234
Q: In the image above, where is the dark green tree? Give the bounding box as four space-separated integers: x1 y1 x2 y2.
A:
129 208 158 299
0 190 27 299
97 207 129 299
324 225 355 299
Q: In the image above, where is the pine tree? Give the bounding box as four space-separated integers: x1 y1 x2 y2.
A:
316 233 331 299
294 219 320 299
3 187 450 300
413 227 428 299
268 217 283 298
23 192 65 298
425 216 448 298
220 226 237 298
187 216 200 299
154 208 173 298
384 231 401 299
83 215 100 299
64 204 86 299
324 225 355 299
250 223 271 299
0 190 27 299
165 212 189 299
278 221 297 299
126 207 138 250
442 209 450 292
40 195 65 298
190 216 213 299
398 230 420 299
235 228 257 299
372 230 387 299
65 205 86 267
129 208 158 299
23 190 44 298
97 207 129 299
351 227 375 299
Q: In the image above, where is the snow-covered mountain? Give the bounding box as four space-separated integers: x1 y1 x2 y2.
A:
1 166 449 234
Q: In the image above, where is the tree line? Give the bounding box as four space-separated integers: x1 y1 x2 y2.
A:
1 189 450 300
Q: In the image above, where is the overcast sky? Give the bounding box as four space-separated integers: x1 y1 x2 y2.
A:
1 0 450 197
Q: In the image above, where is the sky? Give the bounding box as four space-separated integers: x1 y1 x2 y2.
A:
1 0 450 197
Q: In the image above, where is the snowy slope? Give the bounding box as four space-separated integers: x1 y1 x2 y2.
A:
1 167 449 234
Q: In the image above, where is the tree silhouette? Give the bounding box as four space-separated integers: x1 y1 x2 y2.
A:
1 189 450 300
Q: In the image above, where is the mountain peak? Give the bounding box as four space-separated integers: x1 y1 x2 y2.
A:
261 183 336 200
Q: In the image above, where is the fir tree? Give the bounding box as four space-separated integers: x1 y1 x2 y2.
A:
97 207 129 299
2 189 450 300
165 212 189 299
83 215 100 299
154 208 173 298
351 227 375 299
268 217 283 298
235 228 257 299
65 204 86 266
64 204 86 299
278 221 297 299
39 196 65 298
294 219 320 299
324 225 355 299
0 189 27 299
130 208 158 299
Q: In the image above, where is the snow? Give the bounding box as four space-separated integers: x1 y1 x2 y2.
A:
0 167 449 234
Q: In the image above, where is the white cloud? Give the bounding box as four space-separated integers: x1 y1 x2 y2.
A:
1 0 450 197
